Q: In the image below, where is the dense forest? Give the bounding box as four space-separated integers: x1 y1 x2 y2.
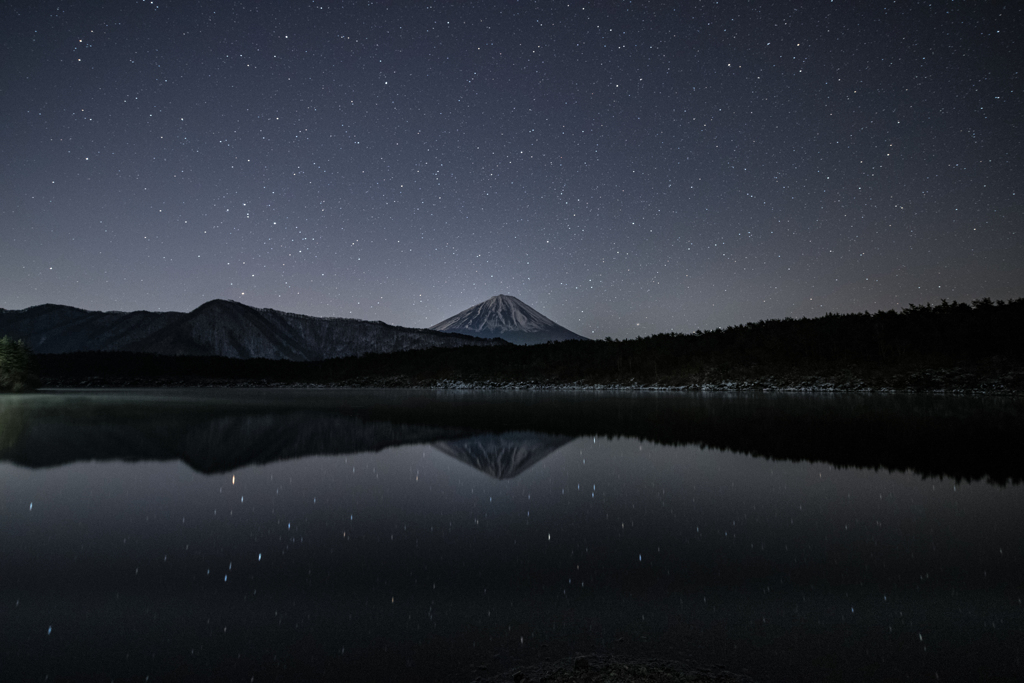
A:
31 298 1024 392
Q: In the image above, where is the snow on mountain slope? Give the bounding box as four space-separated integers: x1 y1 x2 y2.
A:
0 299 505 360
430 295 588 345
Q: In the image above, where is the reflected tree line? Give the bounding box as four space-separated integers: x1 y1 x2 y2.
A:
1 390 1020 484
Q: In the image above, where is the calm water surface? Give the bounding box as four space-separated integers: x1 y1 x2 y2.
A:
0 389 1021 682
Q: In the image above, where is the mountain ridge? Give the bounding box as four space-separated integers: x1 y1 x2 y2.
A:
0 299 505 361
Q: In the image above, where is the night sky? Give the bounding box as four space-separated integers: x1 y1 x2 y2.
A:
2 0 1020 339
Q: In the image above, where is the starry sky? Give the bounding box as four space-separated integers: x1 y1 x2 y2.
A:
1 0 1021 339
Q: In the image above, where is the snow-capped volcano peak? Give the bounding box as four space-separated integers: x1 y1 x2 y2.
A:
430 295 588 345
436 295 551 334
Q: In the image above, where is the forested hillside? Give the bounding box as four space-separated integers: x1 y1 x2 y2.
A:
33 299 1024 392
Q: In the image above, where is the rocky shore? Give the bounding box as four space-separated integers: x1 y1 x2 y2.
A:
38 366 1024 395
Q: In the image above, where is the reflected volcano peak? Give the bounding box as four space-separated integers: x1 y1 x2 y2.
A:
432 431 574 479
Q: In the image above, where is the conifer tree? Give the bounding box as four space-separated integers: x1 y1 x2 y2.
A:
0 336 37 392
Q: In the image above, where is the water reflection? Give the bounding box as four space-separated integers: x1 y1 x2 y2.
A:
1 389 1021 482
433 432 574 479
0 389 1021 683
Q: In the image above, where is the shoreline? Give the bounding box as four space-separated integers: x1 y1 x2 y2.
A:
35 372 1024 396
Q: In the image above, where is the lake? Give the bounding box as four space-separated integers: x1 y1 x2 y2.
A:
1 389 1021 682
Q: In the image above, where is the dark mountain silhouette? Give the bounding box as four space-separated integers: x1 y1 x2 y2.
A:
430 294 588 345
0 299 505 361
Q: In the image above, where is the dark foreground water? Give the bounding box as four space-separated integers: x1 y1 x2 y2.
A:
1 389 1021 682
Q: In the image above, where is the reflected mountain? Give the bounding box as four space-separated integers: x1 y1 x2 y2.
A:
432 432 574 479
0 401 472 474
0 389 1021 482
0 394 562 478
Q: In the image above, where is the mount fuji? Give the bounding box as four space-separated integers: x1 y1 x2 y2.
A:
430 295 588 345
